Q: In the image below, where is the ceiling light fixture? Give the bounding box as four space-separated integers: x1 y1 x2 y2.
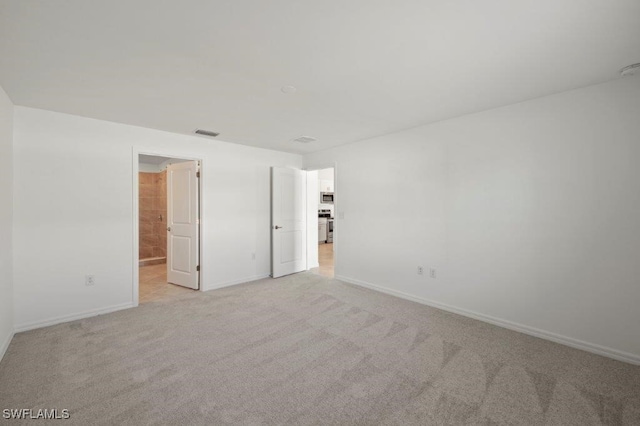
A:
281 85 297 94
194 129 220 138
620 63 640 77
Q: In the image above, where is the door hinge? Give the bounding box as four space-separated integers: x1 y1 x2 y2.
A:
196 265 200 272
196 171 200 178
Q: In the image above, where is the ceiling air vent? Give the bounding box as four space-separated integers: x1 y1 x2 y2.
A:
293 136 317 144
620 63 640 77
194 129 220 138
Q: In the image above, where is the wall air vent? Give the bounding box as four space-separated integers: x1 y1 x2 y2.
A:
293 136 317 144
194 129 220 137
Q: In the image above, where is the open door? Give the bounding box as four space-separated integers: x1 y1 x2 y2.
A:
271 167 307 278
167 161 199 289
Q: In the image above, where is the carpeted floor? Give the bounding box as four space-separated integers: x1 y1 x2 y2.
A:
1 272 639 425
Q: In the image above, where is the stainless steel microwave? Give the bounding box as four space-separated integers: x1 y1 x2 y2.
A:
320 192 334 204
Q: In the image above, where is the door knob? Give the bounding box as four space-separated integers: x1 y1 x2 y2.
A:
274 225 283 229
167 227 171 232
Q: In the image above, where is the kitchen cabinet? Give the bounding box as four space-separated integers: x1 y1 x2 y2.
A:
319 179 334 193
318 221 327 243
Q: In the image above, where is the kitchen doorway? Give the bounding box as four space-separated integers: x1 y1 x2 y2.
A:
308 167 335 278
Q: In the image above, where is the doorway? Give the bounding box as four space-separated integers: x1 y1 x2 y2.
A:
136 153 201 304
311 167 335 278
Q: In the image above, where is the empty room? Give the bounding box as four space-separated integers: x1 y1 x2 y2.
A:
1 1 640 424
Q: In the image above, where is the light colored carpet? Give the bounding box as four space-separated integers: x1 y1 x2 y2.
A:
1 272 639 425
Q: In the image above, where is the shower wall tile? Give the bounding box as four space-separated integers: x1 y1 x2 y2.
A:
140 223 154 235
140 210 156 224
156 197 167 211
140 173 154 185
153 222 166 235
139 170 167 261
141 234 158 248
140 246 154 259
139 184 155 198
140 198 154 211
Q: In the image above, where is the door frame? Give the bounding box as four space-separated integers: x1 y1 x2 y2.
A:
304 162 338 276
132 146 206 306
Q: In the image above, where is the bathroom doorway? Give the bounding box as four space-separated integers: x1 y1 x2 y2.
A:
137 154 200 304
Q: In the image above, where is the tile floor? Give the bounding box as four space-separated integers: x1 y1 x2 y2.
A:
139 263 195 304
312 243 334 278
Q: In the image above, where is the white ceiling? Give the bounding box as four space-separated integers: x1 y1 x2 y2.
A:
1 1 639 154
138 154 170 166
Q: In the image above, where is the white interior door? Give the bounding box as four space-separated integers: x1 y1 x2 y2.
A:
272 167 307 278
167 161 199 289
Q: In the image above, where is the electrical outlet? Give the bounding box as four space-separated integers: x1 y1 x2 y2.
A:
429 268 436 278
85 275 96 286
417 266 424 275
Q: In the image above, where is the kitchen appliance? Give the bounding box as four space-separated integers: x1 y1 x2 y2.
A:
319 209 333 244
318 217 327 243
320 192 334 204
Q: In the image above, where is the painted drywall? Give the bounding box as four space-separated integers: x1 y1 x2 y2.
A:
317 168 334 182
0 85 14 360
139 157 190 173
138 163 162 173
304 75 640 363
12 107 301 330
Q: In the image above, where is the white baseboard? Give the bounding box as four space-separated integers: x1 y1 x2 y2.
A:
0 330 14 362
14 302 135 333
335 275 640 366
203 274 271 292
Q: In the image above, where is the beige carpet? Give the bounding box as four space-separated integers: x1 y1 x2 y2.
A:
1 272 639 425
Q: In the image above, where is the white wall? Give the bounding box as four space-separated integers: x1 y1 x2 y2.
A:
0 85 14 361
304 75 640 363
139 157 191 173
138 163 162 173
12 107 301 330
317 168 334 182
